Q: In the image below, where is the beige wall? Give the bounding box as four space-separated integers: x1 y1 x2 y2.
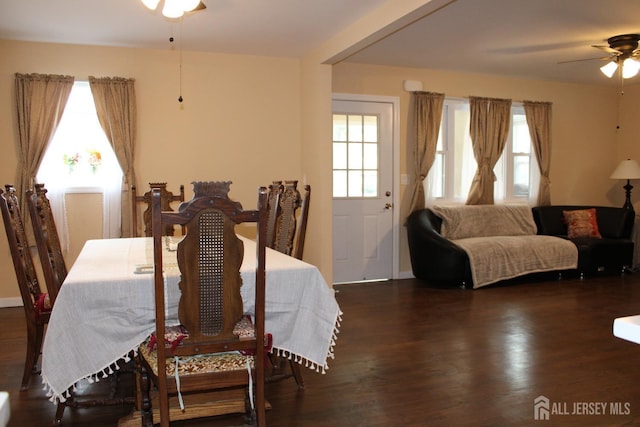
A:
332 61 638 273
2 34 639 300
0 39 307 300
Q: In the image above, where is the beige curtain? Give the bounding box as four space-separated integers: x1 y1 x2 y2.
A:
466 96 512 205
407 91 445 214
524 101 552 206
89 76 137 237
14 73 74 215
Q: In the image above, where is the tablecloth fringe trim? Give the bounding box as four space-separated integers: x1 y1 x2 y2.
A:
42 348 138 404
271 309 343 375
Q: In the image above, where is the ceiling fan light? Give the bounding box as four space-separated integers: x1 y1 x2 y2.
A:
162 0 184 18
182 0 201 12
600 61 618 78
141 0 161 11
622 58 640 79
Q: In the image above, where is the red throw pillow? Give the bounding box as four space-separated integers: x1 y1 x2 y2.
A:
563 208 602 239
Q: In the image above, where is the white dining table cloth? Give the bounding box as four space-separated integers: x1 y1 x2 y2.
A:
41 237 342 402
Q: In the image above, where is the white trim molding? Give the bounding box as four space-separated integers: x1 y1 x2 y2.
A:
0 297 23 308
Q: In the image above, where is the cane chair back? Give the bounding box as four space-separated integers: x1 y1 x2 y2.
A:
0 185 51 391
26 183 67 305
131 182 185 237
138 181 267 427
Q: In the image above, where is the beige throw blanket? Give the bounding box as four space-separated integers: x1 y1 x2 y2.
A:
431 204 538 239
454 235 577 288
430 205 578 288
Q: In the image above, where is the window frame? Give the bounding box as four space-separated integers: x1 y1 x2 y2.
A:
426 98 538 204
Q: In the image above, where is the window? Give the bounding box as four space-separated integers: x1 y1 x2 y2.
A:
332 113 379 198
37 81 124 247
426 99 539 204
37 81 122 190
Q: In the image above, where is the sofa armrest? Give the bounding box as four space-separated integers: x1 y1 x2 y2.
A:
406 209 472 286
532 205 634 239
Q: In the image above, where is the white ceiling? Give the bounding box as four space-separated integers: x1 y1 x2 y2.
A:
2 0 640 87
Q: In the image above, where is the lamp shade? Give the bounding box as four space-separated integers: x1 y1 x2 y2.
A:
623 58 640 79
141 0 160 9
601 61 619 78
610 159 640 180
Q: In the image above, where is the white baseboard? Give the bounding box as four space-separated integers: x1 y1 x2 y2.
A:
397 270 415 280
0 297 23 308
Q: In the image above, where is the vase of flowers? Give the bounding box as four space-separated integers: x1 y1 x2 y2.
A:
63 153 80 173
87 150 102 173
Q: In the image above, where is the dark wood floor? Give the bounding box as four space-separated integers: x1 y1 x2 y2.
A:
4 274 640 426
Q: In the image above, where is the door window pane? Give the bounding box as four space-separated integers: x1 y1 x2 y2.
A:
333 171 347 197
333 142 347 169
348 115 363 142
333 113 380 198
348 171 363 197
363 143 377 169
363 116 378 142
333 114 347 141
363 171 378 197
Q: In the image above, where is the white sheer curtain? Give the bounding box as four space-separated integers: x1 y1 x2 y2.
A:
102 179 122 238
35 180 69 253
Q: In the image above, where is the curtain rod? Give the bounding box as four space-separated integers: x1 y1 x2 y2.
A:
411 91 550 105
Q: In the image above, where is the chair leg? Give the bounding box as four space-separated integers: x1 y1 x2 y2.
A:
139 362 153 427
289 360 305 390
21 320 43 391
54 401 66 425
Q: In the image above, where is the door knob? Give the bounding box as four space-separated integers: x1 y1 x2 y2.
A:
384 203 393 210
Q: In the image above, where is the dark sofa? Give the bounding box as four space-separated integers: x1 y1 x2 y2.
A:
532 206 635 276
406 205 635 288
406 209 472 286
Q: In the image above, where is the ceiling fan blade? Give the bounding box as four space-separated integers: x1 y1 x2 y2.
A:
193 1 206 11
592 44 621 55
557 56 610 64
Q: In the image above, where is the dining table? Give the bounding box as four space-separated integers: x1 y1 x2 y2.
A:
41 235 342 404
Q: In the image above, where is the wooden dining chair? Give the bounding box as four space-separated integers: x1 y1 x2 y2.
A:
138 181 268 427
264 180 311 389
131 182 185 237
270 180 311 260
0 185 52 391
292 184 311 261
0 183 134 423
265 181 283 249
26 183 67 306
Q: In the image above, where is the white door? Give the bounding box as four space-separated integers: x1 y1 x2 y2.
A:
332 98 394 284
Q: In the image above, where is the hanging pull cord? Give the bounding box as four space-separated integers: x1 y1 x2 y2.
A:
178 20 184 103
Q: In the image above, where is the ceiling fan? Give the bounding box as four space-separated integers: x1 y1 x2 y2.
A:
563 34 640 79
141 0 206 19
592 34 640 78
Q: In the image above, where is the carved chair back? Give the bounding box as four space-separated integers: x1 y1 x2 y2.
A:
26 183 67 304
131 182 185 237
0 185 51 391
141 181 267 427
269 180 311 260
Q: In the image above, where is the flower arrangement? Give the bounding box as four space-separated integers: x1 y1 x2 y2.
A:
63 153 80 172
87 150 102 173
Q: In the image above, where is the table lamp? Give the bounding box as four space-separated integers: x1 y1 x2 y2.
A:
610 158 640 211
